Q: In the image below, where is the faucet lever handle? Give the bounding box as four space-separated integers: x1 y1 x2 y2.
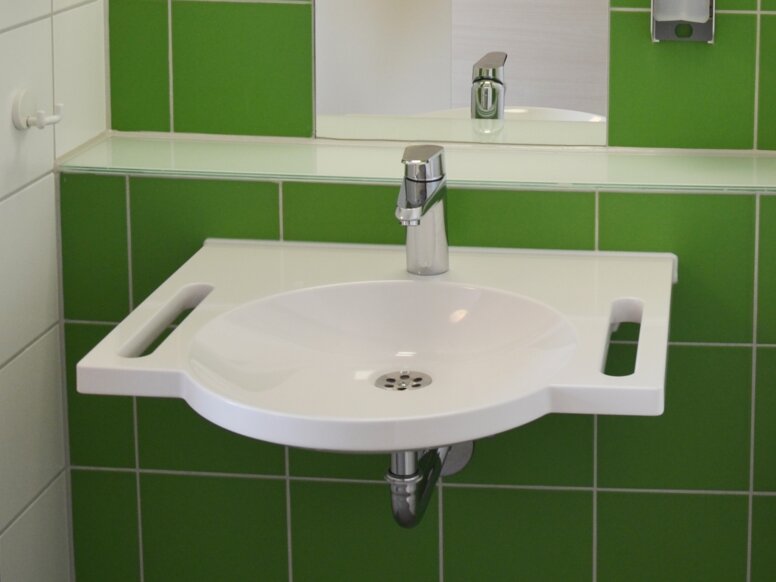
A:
402 145 445 182
472 51 507 83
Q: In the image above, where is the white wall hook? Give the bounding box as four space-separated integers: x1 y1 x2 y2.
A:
12 90 64 130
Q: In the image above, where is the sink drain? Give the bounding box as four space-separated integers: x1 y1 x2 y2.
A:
375 371 432 391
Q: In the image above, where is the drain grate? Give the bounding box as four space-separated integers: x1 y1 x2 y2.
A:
375 371 432 391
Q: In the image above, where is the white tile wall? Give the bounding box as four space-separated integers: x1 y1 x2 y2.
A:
53 0 107 157
0 18 55 199
0 328 65 530
0 174 59 366
0 475 71 582
0 0 49 33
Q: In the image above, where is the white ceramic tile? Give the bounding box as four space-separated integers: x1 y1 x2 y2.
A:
0 0 50 33
53 0 106 157
315 0 451 116
0 174 59 366
0 475 71 582
0 19 55 199
0 328 65 531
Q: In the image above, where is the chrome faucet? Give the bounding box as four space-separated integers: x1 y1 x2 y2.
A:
471 52 507 120
395 145 448 276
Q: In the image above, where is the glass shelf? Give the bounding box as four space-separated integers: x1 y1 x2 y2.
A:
58 133 776 194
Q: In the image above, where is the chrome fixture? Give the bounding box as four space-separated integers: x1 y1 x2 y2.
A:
471 52 507 120
652 0 714 43
395 145 449 276
385 442 474 528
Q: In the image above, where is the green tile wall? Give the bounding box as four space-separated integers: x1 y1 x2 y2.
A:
172 1 312 136
109 0 170 131
609 11 756 149
63 172 774 580
107 1 776 150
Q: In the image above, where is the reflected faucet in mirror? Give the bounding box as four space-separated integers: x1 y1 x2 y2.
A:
471 52 507 120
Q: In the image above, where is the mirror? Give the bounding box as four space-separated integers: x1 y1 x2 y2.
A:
315 0 609 146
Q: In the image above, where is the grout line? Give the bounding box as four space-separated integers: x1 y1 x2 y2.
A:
50 2 57 164
592 415 599 582
0 468 68 538
0 322 60 374
125 176 134 312
133 398 145 582
278 182 285 241
438 480 445 582
68 465 776 496
746 192 761 582
285 447 294 582
64 319 118 326
594 191 600 251
0 171 56 206
103 0 112 131
755 2 762 151
168 0 174 132
54 168 77 582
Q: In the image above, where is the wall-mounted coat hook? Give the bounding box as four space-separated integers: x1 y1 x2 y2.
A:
12 90 64 130
652 0 714 43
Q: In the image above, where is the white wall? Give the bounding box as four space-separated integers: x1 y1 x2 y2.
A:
315 0 452 115
0 1 107 580
315 0 608 117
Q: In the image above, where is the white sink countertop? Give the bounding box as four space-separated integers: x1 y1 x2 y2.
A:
77 240 677 452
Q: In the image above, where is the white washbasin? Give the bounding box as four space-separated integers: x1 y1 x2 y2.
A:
77 241 676 452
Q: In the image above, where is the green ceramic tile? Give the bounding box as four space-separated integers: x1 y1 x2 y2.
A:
598 492 748 582
609 13 756 148
66 324 135 468
141 474 287 582
109 0 169 131
447 415 593 486
599 346 752 490
759 197 776 342
71 470 140 582
130 177 279 304
604 340 638 374
288 448 386 480
283 182 403 244
752 496 776 582
447 189 595 250
764 0 776 11
137 398 284 475
444 488 592 581
611 0 755 8
759 18 776 150
291 481 437 581
60 174 129 322
172 2 312 136
600 193 755 343
755 348 776 490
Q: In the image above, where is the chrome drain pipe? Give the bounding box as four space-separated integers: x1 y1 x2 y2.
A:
386 447 450 528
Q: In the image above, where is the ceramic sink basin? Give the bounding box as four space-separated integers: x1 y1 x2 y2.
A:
77 241 676 452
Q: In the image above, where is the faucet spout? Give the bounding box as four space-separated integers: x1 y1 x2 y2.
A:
395 145 449 276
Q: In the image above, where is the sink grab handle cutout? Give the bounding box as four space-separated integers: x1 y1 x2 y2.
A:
602 298 644 377
117 283 214 358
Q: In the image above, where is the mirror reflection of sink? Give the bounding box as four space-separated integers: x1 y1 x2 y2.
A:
315 111 608 145
77 241 676 453
422 106 605 123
